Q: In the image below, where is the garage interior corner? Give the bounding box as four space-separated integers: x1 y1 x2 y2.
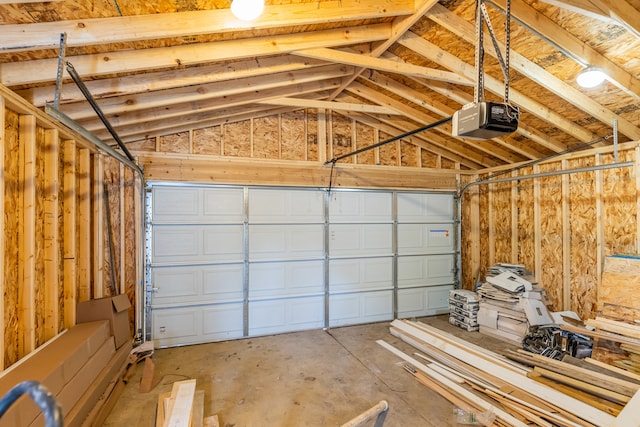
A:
105 315 512 426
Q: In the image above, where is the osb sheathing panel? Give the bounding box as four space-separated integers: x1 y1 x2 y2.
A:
193 126 222 155
379 131 398 166
4 109 20 367
478 184 489 280
490 181 512 264
400 141 418 167
224 119 251 157
538 163 563 313
517 166 535 270
159 132 189 154
602 151 637 256
461 175 478 290
421 150 439 169
253 116 280 159
331 112 353 163
123 167 138 332
355 122 374 165
568 156 598 319
281 111 306 161
306 109 319 161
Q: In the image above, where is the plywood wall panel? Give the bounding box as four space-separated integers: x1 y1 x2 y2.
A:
253 116 279 159
193 126 222 155
330 112 353 163
400 141 419 167
3 109 20 368
355 122 375 165
159 132 189 154
478 184 489 281
441 158 456 170
379 132 398 166
602 151 637 256
538 163 563 312
517 167 535 274
568 157 598 319
127 137 156 152
421 150 439 169
223 119 251 157
281 111 306 161
306 109 319 162
491 181 512 264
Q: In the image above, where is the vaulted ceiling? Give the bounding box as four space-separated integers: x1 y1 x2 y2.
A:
1 0 639 170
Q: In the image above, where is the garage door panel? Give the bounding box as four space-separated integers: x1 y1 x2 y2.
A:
203 187 245 222
249 225 323 260
203 226 245 260
398 255 454 287
329 224 392 257
153 186 244 223
397 224 453 254
202 264 244 299
249 188 323 222
249 260 324 297
329 191 392 222
152 267 199 299
397 285 453 318
153 224 244 263
249 297 324 335
397 193 454 222
329 291 393 327
329 258 392 292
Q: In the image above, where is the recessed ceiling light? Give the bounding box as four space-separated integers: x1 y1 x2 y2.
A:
231 0 264 21
576 67 606 89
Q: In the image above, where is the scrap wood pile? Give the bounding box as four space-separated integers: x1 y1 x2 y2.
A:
156 379 219 427
379 319 640 427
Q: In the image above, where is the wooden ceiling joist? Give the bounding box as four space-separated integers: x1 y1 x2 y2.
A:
0 23 391 86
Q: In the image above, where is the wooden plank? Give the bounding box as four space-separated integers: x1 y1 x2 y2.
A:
63 140 77 327
93 154 104 298
533 366 631 404
377 339 529 427
156 391 171 427
0 95 5 369
614 389 640 426
192 390 205 427
203 416 220 427
0 24 392 87
139 357 156 393
562 159 571 311
164 379 197 427
533 164 542 288
390 319 616 426
78 148 91 302
43 128 60 340
586 357 640 383
18 114 36 357
595 155 604 309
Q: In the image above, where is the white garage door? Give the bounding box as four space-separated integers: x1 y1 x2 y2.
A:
146 184 456 347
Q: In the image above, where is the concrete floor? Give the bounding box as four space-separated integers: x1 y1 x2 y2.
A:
104 315 516 427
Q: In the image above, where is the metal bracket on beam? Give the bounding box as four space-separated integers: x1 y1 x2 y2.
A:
53 33 67 109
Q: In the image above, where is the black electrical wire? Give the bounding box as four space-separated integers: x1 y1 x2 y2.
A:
324 116 453 166
0 381 62 427
65 61 136 163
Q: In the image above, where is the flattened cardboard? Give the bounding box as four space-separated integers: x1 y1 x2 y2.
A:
0 321 110 427
77 294 132 349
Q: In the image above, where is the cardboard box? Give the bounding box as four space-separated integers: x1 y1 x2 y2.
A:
0 321 110 427
77 294 132 349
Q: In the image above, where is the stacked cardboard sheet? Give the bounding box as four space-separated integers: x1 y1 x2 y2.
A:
448 289 480 331
477 265 552 344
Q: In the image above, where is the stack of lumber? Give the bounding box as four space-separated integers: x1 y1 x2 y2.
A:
584 317 640 373
380 319 640 427
156 379 219 427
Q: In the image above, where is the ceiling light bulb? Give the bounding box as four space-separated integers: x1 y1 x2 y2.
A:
231 0 264 21
576 67 606 89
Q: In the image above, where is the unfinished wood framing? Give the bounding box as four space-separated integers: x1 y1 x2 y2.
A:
463 142 640 320
0 86 142 369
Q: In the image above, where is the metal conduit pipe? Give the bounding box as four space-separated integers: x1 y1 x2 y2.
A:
454 160 635 288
